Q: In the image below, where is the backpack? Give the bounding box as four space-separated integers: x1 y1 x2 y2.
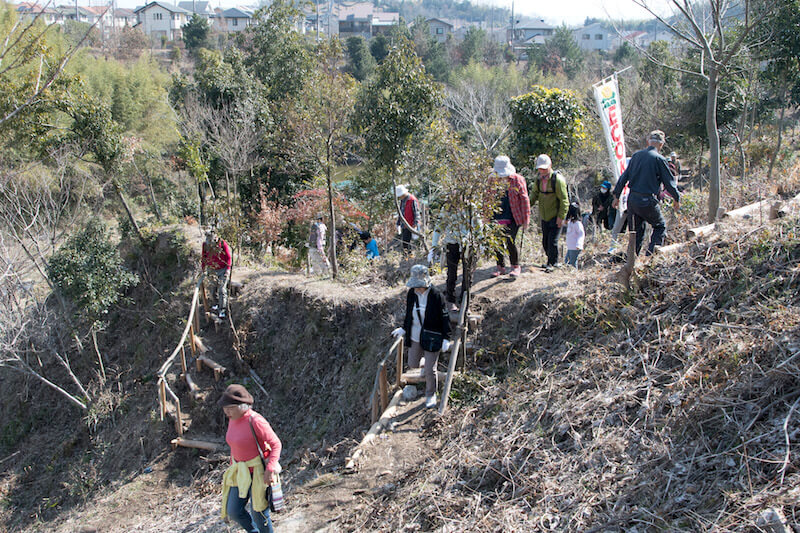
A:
536 171 570 204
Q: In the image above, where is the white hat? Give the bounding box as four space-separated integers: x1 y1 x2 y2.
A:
395 185 409 198
493 155 515 177
535 154 552 169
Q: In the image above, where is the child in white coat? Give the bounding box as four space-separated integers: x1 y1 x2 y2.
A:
565 203 584 268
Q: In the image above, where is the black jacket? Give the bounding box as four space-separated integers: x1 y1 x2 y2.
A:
613 146 680 203
402 287 452 347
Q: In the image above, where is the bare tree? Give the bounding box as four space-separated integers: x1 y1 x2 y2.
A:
0 147 94 410
444 78 514 156
631 0 774 221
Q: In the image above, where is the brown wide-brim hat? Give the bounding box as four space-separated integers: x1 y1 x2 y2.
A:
218 384 254 406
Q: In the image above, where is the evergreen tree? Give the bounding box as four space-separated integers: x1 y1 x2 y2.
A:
183 14 212 52
346 36 377 81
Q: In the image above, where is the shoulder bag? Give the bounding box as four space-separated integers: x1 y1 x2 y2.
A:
248 417 285 513
416 298 444 352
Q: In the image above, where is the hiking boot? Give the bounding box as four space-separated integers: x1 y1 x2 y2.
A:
544 265 554 273
211 305 219 312
219 310 227 319
425 393 437 409
448 302 459 312
491 266 506 277
509 265 521 277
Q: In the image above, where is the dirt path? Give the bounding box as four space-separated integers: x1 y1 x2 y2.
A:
38 258 598 533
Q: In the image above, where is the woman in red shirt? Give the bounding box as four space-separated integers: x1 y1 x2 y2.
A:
219 385 282 533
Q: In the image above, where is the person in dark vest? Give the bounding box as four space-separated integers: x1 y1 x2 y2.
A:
391 265 452 409
613 130 681 255
395 185 420 254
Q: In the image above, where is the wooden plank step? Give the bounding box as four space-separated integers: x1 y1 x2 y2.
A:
400 370 449 384
196 355 226 381
171 437 224 452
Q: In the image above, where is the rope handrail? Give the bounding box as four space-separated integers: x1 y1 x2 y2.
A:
158 274 205 378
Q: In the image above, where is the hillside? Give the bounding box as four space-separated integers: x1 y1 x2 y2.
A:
1 214 799 532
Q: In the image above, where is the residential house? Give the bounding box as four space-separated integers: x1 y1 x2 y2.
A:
114 8 136 29
427 17 453 43
508 18 553 45
16 2 63 25
177 1 215 19
572 22 615 52
56 5 96 24
335 2 399 39
134 1 191 42
214 7 253 33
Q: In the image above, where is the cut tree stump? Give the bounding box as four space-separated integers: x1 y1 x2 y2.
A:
686 223 716 240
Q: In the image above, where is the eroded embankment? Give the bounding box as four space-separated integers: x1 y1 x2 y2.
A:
235 274 406 476
342 219 800 532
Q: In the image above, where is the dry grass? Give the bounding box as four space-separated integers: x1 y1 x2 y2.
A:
344 217 800 531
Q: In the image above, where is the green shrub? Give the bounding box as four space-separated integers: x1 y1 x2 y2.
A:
47 219 139 320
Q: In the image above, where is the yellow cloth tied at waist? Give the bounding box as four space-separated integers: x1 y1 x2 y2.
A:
221 456 268 518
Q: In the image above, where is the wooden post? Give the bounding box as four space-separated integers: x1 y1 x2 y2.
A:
617 232 637 290
395 337 403 389
192 304 200 336
158 378 166 421
371 390 380 424
180 345 187 374
189 323 197 358
439 293 469 415
379 364 388 412
175 400 183 436
200 280 210 313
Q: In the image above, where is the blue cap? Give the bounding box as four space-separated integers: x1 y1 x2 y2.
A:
600 180 611 190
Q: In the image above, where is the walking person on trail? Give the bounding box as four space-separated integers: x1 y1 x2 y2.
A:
591 180 616 231
219 384 282 533
612 130 681 256
668 151 681 177
308 215 330 275
395 185 420 254
529 154 569 273
430 199 478 312
202 229 232 319
490 155 530 278
564 202 585 268
392 265 452 409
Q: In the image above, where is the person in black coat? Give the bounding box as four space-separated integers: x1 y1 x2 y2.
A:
392 265 452 409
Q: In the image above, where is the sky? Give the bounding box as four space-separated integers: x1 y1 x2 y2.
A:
514 0 668 26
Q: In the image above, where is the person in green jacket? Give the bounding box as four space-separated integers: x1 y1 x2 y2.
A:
529 154 569 272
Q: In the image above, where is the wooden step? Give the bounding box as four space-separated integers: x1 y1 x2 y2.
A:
171 437 224 452
400 370 449 384
196 355 226 381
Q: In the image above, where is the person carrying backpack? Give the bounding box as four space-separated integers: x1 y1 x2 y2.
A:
529 154 569 273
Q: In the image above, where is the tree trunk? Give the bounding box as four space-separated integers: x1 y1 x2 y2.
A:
198 178 205 226
112 180 143 242
326 141 338 279
767 84 788 181
706 69 721 222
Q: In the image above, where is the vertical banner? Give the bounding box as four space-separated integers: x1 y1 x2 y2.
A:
593 75 627 183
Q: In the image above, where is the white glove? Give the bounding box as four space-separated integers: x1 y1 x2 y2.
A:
442 339 451 352
391 327 405 338
411 232 419 241
427 249 435 264
397 225 402 234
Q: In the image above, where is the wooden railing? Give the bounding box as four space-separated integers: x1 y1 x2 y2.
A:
155 274 226 449
369 336 405 425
